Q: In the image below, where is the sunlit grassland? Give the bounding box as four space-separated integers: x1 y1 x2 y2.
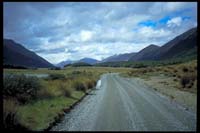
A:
123 60 197 92
4 66 132 75
122 60 197 110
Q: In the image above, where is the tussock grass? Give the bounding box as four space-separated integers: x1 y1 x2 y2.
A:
180 73 196 89
17 96 78 130
73 81 86 92
46 74 66 80
3 67 131 130
3 99 19 129
3 98 27 130
125 60 197 93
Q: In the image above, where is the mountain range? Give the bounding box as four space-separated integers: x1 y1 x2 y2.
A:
100 52 136 63
129 27 197 61
98 27 197 63
56 58 99 68
3 27 197 68
3 39 54 68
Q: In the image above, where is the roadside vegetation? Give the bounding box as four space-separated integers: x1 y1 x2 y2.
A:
3 67 131 131
122 59 197 110
4 59 197 130
124 60 197 93
95 56 196 68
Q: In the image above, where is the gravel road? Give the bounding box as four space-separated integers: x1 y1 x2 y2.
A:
51 73 196 131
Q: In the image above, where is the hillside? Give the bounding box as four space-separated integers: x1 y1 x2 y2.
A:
56 60 74 68
3 39 54 68
77 58 99 64
101 52 136 62
56 58 98 68
129 27 197 61
157 27 197 60
129 44 160 61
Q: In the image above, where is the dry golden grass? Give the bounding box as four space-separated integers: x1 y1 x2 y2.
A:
125 60 197 93
3 98 21 129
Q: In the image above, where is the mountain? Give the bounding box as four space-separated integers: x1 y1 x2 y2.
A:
154 27 197 60
77 58 99 64
56 60 74 68
3 39 54 68
101 52 136 62
129 44 160 61
129 27 197 61
56 58 99 67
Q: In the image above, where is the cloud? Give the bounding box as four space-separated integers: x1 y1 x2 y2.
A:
80 30 93 42
3 2 197 64
138 26 171 38
167 17 182 27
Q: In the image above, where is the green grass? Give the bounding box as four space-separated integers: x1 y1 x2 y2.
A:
3 67 131 130
4 62 197 130
17 93 84 131
4 66 131 75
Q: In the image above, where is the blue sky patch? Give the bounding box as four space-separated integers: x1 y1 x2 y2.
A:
159 16 171 24
183 16 191 21
138 20 157 27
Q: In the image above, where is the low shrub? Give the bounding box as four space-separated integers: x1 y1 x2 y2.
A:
180 74 196 88
71 71 82 75
147 68 154 72
3 99 27 130
180 77 189 88
47 74 65 80
139 69 147 74
172 74 176 77
163 69 169 73
4 64 27 69
59 83 72 97
48 67 61 70
73 81 86 92
36 87 54 99
3 99 18 129
173 69 178 73
182 67 189 72
3 74 41 104
39 80 67 98
132 63 147 68
85 79 96 89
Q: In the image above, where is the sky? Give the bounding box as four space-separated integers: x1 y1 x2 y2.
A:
3 2 197 64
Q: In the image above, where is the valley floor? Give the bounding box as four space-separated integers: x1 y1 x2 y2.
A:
3 60 197 131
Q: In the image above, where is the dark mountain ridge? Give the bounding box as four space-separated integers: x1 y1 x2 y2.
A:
4 39 54 68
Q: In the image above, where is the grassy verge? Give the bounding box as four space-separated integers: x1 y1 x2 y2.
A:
123 60 197 93
3 67 130 130
17 91 84 131
122 60 197 110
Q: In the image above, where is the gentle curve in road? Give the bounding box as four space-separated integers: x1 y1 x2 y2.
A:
51 73 196 131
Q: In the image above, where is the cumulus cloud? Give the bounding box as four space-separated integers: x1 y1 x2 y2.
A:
3 2 197 64
80 30 93 42
167 17 182 27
